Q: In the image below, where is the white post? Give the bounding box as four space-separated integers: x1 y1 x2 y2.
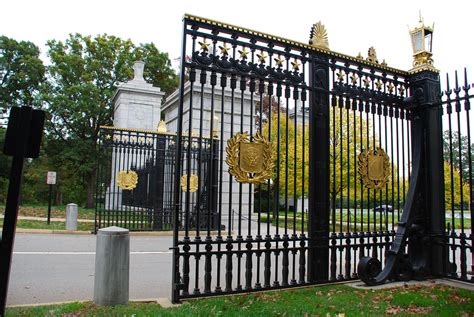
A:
93 226 130 306
65 203 78 230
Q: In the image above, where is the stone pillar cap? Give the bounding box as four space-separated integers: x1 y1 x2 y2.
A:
98 226 130 235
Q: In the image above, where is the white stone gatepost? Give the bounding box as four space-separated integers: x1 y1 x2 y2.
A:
105 61 165 210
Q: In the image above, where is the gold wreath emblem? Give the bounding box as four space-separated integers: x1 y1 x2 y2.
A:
181 174 199 192
226 131 273 184
117 170 138 190
358 147 391 190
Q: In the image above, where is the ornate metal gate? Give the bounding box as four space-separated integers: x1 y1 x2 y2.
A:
171 15 419 302
95 126 218 231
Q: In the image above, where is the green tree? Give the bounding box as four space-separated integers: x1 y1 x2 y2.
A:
443 130 473 184
0 36 45 111
42 33 178 207
444 161 470 210
0 128 11 203
263 112 308 200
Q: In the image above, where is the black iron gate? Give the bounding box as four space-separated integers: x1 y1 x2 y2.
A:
95 126 218 231
171 15 422 302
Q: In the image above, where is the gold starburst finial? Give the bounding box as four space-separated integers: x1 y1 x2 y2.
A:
291 60 300 71
199 39 210 52
350 74 358 85
309 21 329 50
274 55 284 67
219 43 230 56
257 51 267 63
238 47 249 60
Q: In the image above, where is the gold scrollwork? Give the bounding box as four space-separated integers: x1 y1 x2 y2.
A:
226 131 273 184
117 170 138 190
358 148 391 190
181 174 199 192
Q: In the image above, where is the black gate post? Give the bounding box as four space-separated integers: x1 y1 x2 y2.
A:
308 53 330 282
409 69 446 277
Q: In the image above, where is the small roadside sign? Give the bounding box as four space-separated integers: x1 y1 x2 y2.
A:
47 171 56 185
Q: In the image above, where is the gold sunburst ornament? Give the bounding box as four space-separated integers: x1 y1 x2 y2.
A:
358 148 391 190
226 131 273 184
181 174 199 192
117 170 138 190
309 21 329 49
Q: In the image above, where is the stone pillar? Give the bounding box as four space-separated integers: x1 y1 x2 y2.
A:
65 203 78 230
93 226 130 306
106 61 165 210
112 61 165 130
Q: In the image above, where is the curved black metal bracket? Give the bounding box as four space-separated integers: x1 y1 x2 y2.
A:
357 91 425 286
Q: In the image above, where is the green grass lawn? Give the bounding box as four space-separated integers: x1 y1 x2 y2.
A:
6 283 473 316
0 219 94 231
260 210 471 231
0 204 95 220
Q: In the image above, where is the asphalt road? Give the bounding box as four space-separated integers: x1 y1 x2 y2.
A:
7 233 174 305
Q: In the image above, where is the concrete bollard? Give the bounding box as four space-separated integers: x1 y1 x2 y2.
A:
65 203 78 230
93 226 129 306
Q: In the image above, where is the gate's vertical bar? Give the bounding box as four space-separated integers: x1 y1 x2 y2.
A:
171 16 188 303
154 135 166 230
308 53 330 282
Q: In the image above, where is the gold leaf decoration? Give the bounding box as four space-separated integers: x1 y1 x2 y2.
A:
181 174 199 192
358 148 391 190
366 46 379 64
117 170 138 190
226 131 273 184
309 21 329 50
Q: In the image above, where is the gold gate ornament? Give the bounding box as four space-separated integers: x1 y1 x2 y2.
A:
117 170 138 190
358 147 391 190
181 174 199 192
226 131 273 184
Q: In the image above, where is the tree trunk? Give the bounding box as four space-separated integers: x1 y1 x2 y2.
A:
86 170 96 209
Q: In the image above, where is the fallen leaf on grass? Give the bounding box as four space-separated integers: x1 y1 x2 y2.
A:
448 293 470 304
385 306 402 315
406 305 432 314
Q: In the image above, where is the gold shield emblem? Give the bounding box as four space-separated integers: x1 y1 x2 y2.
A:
239 142 265 173
117 170 138 190
181 174 199 192
358 147 390 190
226 131 273 184
368 155 384 181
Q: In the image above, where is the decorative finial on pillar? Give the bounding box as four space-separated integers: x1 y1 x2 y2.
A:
157 120 167 133
133 61 145 81
409 16 437 73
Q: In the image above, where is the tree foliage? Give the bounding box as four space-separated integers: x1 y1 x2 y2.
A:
262 105 410 211
444 161 470 210
443 130 473 183
0 35 45 111
263 112 308 200
41 33 178 207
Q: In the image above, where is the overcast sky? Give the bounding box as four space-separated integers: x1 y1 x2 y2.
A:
3 0 473 81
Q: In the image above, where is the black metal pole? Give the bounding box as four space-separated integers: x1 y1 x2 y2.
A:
47 184 52 225
308 53 330 282
0 106 33 316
